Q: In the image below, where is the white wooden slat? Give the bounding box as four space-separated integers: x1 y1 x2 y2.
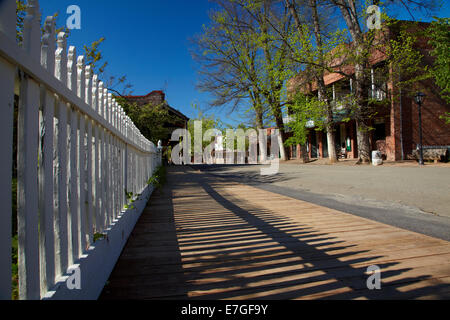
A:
76 55 86 254
69 108 79 265
53 30 68 278
78 113 87 254
54 32 67 84
112 136 117 220
86 118 93 244
0 55 15 300
101 128 107 230
98 81 104 119
107 93 112 125
38 15 57 296
77 56 85 102
38 85 56 295
104 88 109 123
92 75 98 113
17 74 41 300
0 0 16 302
67 46 76 92
94 125 101 232
85 65 92 106
56 99 69 277
17 0 42 300
106 134 112 225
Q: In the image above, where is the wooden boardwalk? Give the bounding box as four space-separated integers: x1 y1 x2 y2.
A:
100 167 450 300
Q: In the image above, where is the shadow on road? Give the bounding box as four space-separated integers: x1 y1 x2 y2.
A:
100 167 450 300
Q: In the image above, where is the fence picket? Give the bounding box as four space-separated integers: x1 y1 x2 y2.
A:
0 0 161 300
38 16 57 296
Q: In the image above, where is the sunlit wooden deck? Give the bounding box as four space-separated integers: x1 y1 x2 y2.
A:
100 166 450 300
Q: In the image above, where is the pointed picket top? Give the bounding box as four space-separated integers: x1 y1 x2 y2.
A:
77 55 85 101
98 81 104 118
41 16 56 74
114 101 118 129
23 0 41 58
111 99 116 128
107 93 112 125
67 46 77 91
55 32 67 84
92 74 99 113
104 88 109 122
85 65 93 106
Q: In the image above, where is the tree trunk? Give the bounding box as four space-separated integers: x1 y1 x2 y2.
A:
255 109 267 163
326 124 338 164
300 143 310 163
354 59 372 163
333 0 372 163
309 0 338 164
274 114 287 161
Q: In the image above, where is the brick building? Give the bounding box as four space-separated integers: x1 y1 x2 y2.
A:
286 21 450 162
124 90 189 145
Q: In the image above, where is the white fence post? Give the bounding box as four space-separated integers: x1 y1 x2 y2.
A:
77 55 87 255
55 32 69 278
0 0 16 300
17 0 42 300
38 15 56 296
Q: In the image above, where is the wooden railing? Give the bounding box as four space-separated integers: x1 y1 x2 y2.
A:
0 0 161 299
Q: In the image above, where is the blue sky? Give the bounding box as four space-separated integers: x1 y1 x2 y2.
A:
38 0 449 127
40 0 224 122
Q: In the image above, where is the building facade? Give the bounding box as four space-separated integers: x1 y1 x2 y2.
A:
286 21 450 162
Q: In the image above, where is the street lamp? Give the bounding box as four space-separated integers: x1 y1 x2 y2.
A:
415 92 426 166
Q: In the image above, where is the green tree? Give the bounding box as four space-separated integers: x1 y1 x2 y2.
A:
285 92 328 163
193 0 296 160
116 97 178 145
428 17 450 105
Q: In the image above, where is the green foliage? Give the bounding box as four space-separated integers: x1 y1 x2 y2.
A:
187 104 224 152
16 0 27 44
440 112 450 125
83 37 108 75
147 166 167 190
116 97 178 145
285 93 327 147
428 17 450 104
12 235 18 300
93 233 106 243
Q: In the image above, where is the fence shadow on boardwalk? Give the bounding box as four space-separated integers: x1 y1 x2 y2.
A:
100 167 450 300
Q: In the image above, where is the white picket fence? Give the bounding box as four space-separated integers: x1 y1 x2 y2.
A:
0 0 161 299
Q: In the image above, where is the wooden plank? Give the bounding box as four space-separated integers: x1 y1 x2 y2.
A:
101 167 450 300
0 0 16 301
0 55 15 300
69 108 79 265
17 74 41 300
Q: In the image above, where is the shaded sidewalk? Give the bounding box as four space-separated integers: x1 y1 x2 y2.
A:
100 166 450 300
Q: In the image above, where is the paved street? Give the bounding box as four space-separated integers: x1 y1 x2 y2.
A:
101 166 450 300
197 163 450 241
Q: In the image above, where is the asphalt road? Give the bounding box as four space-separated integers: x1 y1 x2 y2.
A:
192 163 450 241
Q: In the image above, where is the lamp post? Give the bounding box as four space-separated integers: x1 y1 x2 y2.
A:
415 92 426 166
